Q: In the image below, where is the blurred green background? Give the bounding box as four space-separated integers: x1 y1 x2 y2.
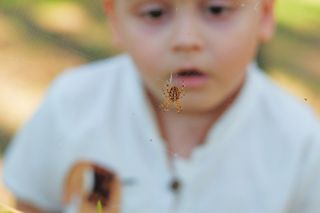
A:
0 0 319 204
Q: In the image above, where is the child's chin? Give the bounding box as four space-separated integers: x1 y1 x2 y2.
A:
180 101 219 114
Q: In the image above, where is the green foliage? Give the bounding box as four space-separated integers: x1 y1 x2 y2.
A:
0 0 105 20
0 130 11 156
276 0 320 28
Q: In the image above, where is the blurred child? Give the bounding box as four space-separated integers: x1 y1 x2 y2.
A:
3 0 320 212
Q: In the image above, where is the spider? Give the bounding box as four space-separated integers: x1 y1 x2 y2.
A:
160 75 185 113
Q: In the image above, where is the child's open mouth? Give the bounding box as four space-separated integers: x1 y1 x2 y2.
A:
173 69 209 87
177 70 204 77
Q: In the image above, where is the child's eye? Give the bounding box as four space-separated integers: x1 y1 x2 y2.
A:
206 6 231 16
148 9 165 18
209 6 224 14
141 8 166 19
205 5 233 18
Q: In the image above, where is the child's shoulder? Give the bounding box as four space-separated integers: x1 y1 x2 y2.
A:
41 54 136 128
47 54 133 102
54 54 132 90
251 68 319 139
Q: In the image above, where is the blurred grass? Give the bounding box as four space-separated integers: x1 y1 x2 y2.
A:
260 0 320 97
276 0 320 29
0 0 115 60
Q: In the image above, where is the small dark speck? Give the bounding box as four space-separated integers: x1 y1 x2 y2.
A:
304 98 308 101
170 178 181 193
149 139 153 142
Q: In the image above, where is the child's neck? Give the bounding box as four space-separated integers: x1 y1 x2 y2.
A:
157 110 217 159
149 87 241 160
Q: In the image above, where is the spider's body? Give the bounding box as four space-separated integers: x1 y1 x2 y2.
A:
160 81 185 113
169 86 181 102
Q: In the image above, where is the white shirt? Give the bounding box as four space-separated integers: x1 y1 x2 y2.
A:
3 54 320 213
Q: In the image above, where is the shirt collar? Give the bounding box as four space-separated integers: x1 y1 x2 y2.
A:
126 55 260 163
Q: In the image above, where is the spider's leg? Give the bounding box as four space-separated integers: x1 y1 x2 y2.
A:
161 84 166 95
180 89 185 98
179 82 186 98
162 83 171 98
160 82 172 111
175 99 182 113
160 98 171 112
166 83 172 95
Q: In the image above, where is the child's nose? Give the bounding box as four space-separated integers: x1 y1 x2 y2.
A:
171 16 204 53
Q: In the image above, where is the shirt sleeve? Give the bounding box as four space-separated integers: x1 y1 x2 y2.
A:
2 75 69 212
292 127 320 213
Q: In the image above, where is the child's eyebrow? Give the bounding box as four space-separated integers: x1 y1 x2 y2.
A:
127 0 154 4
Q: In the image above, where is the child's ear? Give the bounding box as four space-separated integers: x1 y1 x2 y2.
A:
258 0 276 43
103 0 124 49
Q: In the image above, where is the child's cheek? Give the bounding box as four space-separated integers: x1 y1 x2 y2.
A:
123 24 163 55
129 35 163 66
214 22 259 67
121 23 168 81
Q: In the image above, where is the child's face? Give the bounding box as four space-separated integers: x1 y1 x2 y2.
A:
106 0 275 113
